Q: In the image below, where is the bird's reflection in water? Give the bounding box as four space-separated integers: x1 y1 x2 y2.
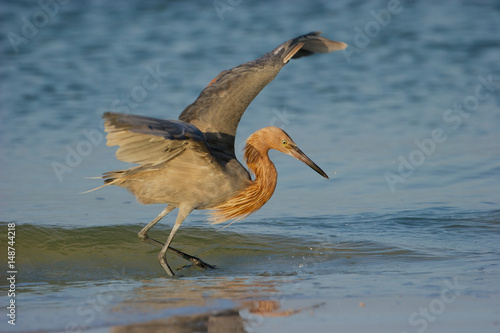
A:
110 277 324 332
111 300 324 333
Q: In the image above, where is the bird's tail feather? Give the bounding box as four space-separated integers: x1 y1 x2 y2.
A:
81 170 124 194
81 183 110 194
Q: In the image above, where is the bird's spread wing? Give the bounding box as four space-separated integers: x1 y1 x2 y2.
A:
178 31 347 158
103 112 213 166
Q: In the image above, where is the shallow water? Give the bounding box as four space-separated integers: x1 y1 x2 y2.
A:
1 0 500 332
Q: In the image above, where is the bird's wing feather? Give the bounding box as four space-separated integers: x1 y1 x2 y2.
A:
103 112 213 166
178 31 346 156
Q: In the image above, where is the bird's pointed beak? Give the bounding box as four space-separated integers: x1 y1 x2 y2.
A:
289 146 329 179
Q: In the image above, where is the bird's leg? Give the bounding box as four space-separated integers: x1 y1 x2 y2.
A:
138 206 215 270
158 205 193 276
138 205 175 247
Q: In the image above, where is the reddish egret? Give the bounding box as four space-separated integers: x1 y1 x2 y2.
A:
92 32 346 276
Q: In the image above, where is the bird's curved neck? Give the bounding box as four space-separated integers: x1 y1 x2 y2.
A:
210 139 277 224
245 142 278 193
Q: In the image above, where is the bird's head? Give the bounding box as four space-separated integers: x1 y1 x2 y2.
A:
251 127 329 179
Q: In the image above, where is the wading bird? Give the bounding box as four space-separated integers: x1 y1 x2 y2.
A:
92 32 346 276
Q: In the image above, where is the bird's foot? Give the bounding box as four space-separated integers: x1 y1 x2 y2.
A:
191 257 217 270
177 256 217 271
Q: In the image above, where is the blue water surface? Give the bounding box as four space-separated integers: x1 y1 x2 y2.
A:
1 0 499 332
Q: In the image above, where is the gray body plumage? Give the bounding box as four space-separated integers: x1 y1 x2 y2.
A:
103 113 247 209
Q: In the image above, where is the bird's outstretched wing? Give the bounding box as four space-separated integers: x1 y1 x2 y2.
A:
103 112 213 166
178 31 346 158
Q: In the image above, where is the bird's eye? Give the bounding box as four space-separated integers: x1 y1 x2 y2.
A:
281 140 288 146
